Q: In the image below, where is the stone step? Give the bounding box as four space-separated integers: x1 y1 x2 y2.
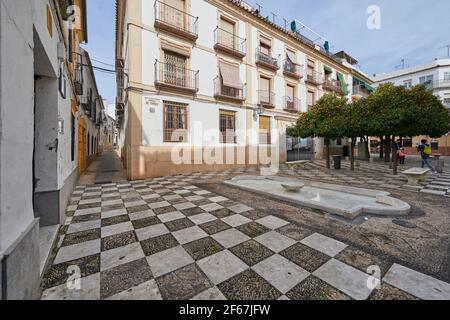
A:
424 185 450 191
432 181 450 186
420 189 447 196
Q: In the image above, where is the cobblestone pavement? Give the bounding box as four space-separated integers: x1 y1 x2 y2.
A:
278 160 450 198
41 170 450 300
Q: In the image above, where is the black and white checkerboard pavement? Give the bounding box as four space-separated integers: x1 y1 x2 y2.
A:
41 174 450 300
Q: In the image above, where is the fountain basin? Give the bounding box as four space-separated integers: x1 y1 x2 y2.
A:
224 176 411 219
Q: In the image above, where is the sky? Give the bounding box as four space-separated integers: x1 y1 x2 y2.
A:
83 0 450 105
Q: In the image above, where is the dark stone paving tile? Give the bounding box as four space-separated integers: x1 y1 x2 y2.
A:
153 206 178 215
82 195 103 201
286 275 352 300
199 220 231 235
240 210 270 221
66 211 76 217
71 213 101 224
280 243 331 273
146 197 165 204
209 208 234 219
127 205 151 214
181 207 206 217
219 200 239 207
122 197 143 203
335 247 392 277
100 258 153 299
140 233 179 256
229 240 274 266
41 254 100 289
131 216 161 230
276 224 314 241
101 214 130 227
218 269 281 300
60 225 69 235
102 204 125 212
237 222 270 238
192 199 213 207
101 231 138 251
101 196 121 201
78 203 102 210
167 198 187 205
165 218 195 232
183 237 224 260
369 283 419 300
156 264 213 300
61 229 101 247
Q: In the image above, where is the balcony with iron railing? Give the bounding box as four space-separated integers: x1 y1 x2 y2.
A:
305 70 323 86
220 130 237 144
257 90 276 108
352 84 370 98
433 79 450 89
154 0 198 41
74 52 83 95
323 78 342 94
283 60 303 80
255 48 279 71
284 96 300 113
214 77 246 102
214 27 246 59
154 60 199 94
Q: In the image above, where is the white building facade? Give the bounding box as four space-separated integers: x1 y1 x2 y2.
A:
115 0 372 179
372 59 450 154
0 0 102 299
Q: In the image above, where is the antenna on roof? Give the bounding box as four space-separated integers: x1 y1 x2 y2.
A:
282 17 288 31
270 12 277 24
439 44 450 58
255 3 262 15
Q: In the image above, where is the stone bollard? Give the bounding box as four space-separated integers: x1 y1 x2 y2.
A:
434 154 443 173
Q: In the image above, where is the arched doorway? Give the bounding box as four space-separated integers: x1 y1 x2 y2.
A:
78 117 87 175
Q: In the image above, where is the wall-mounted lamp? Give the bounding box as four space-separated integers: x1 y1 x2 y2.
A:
253 104 265 120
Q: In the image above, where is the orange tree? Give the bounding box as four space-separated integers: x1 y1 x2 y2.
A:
292 94 347 169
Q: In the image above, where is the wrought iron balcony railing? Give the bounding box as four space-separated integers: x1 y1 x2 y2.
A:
214 77 246 102
305 70 323 85
74 52 83 95
323 78 342 94
214 27 246 58
255 48 279 71
257 90 276 108
352 84 370 98
154 0 198 41
163 129 189 143
284 96 300 113
154 60 199 93
283 60 302 79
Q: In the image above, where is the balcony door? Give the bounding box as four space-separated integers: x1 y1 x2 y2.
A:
163 0 185 29
286 84 295 110
220 17 235 49
259 76 271 104
164 50 187 87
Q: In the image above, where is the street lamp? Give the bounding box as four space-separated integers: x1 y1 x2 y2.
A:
445 132 449 157
253 104 265 120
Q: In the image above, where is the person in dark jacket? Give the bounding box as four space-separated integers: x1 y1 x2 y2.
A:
417 139 436 173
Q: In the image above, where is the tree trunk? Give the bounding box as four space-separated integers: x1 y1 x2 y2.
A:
392 136 398 175
379 136 384 159
384 136 391 162
350 138 356 171
325 138 330 169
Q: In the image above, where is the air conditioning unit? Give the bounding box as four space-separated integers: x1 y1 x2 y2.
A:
57 42 66 61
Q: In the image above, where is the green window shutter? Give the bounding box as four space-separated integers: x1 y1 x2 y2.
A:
324 66 332 74
337 73 348 95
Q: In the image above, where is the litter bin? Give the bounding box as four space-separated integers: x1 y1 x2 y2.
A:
332 155 342 170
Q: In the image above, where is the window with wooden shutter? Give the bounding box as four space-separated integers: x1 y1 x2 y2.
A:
163 101 188 142
259 116 271 145
164 50 187 87
47 5 53 38
163 0 185 29
220 17 235 49
307 91 315 110
219 110 236 144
